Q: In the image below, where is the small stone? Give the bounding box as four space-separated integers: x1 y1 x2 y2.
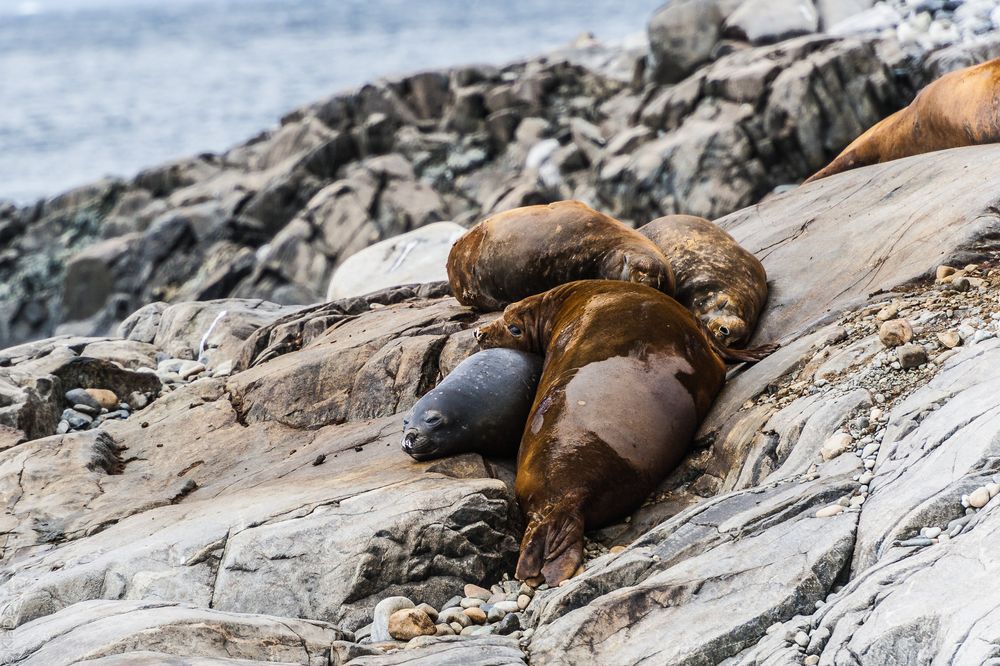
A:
870 407 883 420
460 625 478 636
495 612 522 635
794 631 810 647
805 656 820 665
609 545 627 555
896 344 927 369
449 621 464 633
951 277 971 292
921 527 941 539
73 403 98 415
442 595 462 610
434 623 454 636
815 505 845 518
820 432 853 461
936 265 957 281
864 458 875 469
518 583 534 597
464 584 492 601
968 486 991 508
84 388 119 409
517 594 531 610
179 362 206 380
986 483 1000 498
61 408 93 430
388 608 436 640
878 319 913 347
487 605 505 623
875 304 899 321
128 391 149 409
849 495 865 507
56 420 70 434
897 537 934 547
416 603 438 622
65 388 101 410
438 608 471 628
460 597 485 608
463 607 487 624
371 597 415 642
857 471 875 485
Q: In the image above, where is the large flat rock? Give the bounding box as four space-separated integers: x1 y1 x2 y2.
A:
718 144 1000 343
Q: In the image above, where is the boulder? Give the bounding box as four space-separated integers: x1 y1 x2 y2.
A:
724 0 819 45
326 221 465 301
646 0 730 84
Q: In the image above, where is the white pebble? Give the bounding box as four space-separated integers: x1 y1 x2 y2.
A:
921 527 941 539
816 505 845 518
968 486 991 508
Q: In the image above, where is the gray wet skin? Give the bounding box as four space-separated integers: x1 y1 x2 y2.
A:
401 348 543 461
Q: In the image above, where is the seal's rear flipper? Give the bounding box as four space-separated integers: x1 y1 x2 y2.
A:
716 342 779 364
516 506 584 587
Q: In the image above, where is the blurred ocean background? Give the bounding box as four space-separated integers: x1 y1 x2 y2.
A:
0 0 660 203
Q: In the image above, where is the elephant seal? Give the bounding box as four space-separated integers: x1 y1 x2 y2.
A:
401 348 543 461
638 214 767 347
806 57 1000 182
474 280 754 586
447 200 676 311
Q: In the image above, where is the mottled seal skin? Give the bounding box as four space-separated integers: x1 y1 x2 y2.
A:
401 348 543 461
805 57 1000 182
473 280 730 586
638 214 767 348
446 200 676 311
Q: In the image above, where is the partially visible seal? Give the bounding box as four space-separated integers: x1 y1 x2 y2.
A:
447 200 676 311
401 348 543 461
806 57 1000 182
638 214 767 347
474 280 743 586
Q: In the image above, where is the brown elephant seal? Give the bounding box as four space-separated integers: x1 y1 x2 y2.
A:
638 214 768 347
447 200 676 311
401 348 543 461
473 280 766 586
806 57 1000 182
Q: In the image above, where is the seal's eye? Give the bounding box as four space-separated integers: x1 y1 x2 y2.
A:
424 413 442 426
717 326 730 338
508 324 522 337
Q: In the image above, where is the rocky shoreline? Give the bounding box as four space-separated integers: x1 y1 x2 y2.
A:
5 1 1000 664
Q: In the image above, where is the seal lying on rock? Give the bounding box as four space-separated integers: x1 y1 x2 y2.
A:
805 57 1000 182
474 280 763 586
401 348 543 461
638 214 768 347
447 200 676 311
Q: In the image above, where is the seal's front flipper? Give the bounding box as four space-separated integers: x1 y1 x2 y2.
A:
516 506 584 587
717 341 779 363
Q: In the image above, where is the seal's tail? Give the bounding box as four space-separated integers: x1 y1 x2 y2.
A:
714 341 779 364
516 504 585 587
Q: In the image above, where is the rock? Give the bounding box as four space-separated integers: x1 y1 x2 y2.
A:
64 388 102 411
463 583 492 601
815 504 845 518
415 603 438 623
61 408 94 430
896 344 928 369
438 608 472 628
878 319 913 348
968 486 991 509
326 221 463 301
724 0 819 45
517 594 531 610
463 607 487 624
460 597 485 609
495 612 522 635
820 432 853 461
936 265 958 281
370 597 415 642
388 608 436 641
84 388 119 409
646 0 726 84
937 330 962 348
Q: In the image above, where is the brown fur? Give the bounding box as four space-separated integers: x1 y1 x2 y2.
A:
447 200 676 311
638 214 768 348
474 280 727 586
806 57 1000 182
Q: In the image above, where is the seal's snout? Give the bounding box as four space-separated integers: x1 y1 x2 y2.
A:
401 430 417 452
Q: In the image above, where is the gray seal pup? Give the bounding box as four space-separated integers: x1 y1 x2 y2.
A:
401 348 543 461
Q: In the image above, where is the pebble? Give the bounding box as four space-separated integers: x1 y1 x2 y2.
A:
434 623 454 636
371 597 415 642
415 603 438 622
875 304 899 321
897 537 934 547
820 432 853 461
816 505 845 518
487 605 505 623
463 607 487 624
794 631 810 647
850 495 865 507
921 526 941 539
878 319 912 347
968 486 991 508
517 594 531 610
861 442 880 459
56 419 70 434
178 362 206 380
73 403 99 415
493 600 520 613
85 388 119 409
495 613 522 636
442 595 462 610
460 625 478 636
896 344 928 369
864 458 875 469
518 583 535 597
464 584 492 601
936 265 957 281
438 608 471 628
61 408 93 430
804 656 820 665
460 597 485 608
64 388 102 410
450 621 463 633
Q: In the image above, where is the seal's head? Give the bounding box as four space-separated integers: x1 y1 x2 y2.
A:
606 248 676 295
697 293 749 347
474 298 543 353
400 404 451 461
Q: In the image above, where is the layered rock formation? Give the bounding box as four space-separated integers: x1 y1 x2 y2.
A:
5 2 1000 665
